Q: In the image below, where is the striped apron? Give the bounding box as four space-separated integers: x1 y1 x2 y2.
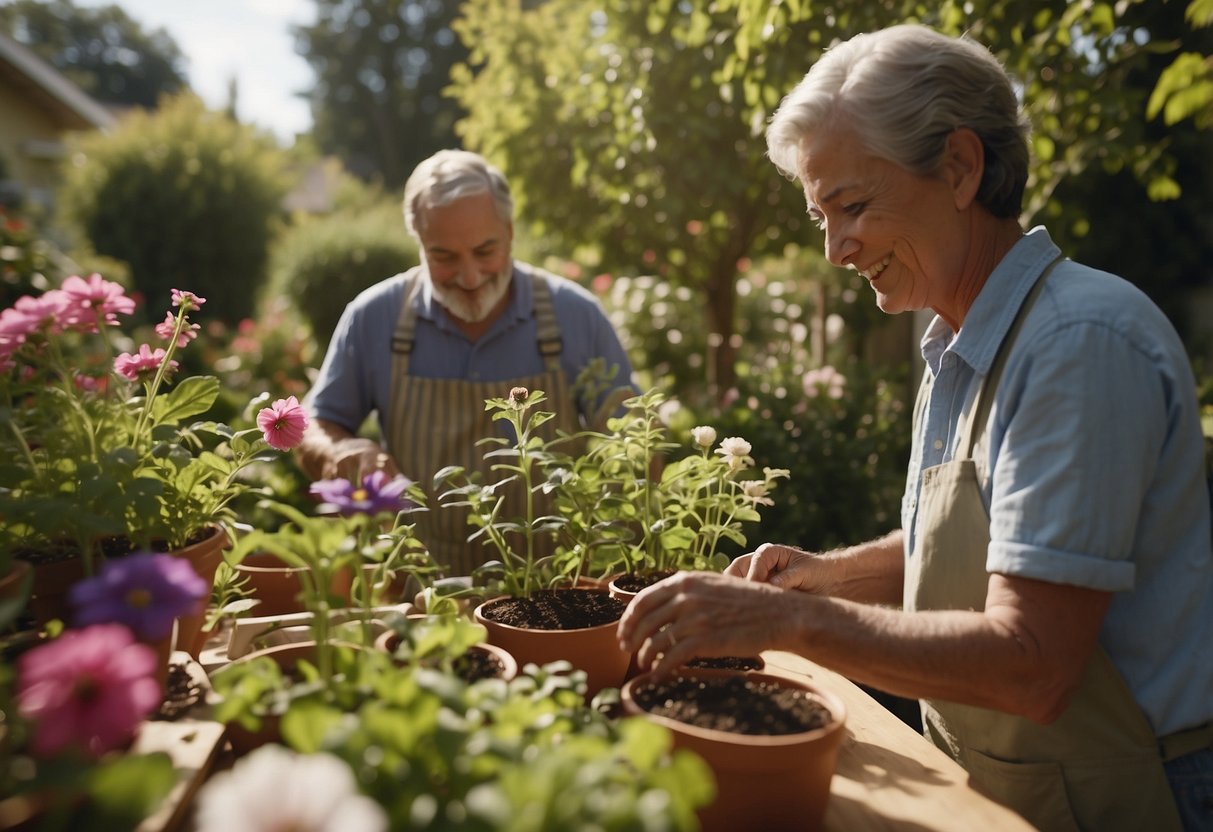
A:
906 256 1182 830
386 266 581 577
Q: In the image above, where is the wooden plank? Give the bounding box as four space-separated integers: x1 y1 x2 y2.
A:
762 650 1035 831
132 653 227 832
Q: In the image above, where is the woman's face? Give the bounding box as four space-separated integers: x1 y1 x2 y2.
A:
797 121 971 325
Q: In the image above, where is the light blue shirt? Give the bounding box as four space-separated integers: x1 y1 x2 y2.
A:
306 262 636 437
902 227 1213 736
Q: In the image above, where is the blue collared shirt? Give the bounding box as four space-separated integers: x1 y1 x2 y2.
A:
306 262 636 436
902 227 1213 736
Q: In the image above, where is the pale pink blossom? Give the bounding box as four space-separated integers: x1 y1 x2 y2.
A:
194 745 387 832
114 344 177 381
16 623 161 758
59 273 135 330
170 289 206 310
715 436 754 471
257 395 309 450
155 311 199 347
802 366 847 400
691 425 717 448
1 292 71 339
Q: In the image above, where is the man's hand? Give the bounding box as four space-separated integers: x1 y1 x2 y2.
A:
327 437 399 481
726 543 830 592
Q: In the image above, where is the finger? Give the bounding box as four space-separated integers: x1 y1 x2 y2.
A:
746 543 787 582
723 553 751 578
616 581 681 653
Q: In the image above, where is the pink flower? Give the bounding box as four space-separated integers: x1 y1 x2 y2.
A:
257 395 309 450
16 624 162 758
170 289 206 311
1 291 71 339
114 344 177 381
155 311 200 347
60 273 135 331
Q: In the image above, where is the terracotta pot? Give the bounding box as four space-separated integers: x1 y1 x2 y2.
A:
607 570 676 604
20 554 85 627
0 559 32 616
222 640 363 756
233 552 354 617
375 628 519 682
170 526 231 659
622 668 847 832
473 589 630 699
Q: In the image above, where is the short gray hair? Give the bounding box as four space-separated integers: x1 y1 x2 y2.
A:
767 25 1029 219
402 149 515 238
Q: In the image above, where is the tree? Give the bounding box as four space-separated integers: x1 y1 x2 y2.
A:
0 0 187 109
449 0 1212 395
59 94 289 322
294 0 471 188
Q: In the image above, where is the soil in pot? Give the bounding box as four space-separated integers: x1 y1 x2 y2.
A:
475 589 631 698
630 672 831 735
685 655 765 672
376 631 517 683
480 590 626 629
610 570 675 595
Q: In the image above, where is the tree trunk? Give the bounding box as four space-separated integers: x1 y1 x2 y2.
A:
705 265 738 399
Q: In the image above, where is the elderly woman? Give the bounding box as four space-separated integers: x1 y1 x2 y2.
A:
617 24 1213 831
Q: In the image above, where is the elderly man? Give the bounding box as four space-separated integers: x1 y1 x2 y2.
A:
299 150 636 575
618 25 1213 831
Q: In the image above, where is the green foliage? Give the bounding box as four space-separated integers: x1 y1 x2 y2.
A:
58 93 289 323
266 201 418 350
0 208 59 308
0 0 187 108
294 0 470 187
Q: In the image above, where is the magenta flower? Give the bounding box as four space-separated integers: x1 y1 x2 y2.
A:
114 343 177 381
310 471 415 517
60 273 135 330
155 311 200 347
170 289 206 310
16 623 162 758
2 291 71 339
257 395 309 451
69 551 209 641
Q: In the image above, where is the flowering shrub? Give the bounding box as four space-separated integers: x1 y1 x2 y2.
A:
0 276 310 570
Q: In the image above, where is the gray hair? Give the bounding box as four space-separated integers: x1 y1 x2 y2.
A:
402 149 515 238
767 25 1029 219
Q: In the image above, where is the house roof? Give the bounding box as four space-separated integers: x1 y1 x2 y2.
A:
0 30 115 130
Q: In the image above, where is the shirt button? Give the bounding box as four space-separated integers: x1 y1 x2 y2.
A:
932 439 943 450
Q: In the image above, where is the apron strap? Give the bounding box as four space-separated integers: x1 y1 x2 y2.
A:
959 253 1064 459
528 267 564 372
390 273 426 373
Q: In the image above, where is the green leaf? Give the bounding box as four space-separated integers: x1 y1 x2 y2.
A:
151 375 220 424
281 698 346 753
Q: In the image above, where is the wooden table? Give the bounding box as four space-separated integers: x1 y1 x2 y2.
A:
762 650 1035 831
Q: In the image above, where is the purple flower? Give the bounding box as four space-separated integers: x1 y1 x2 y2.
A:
69 552 210 641
17 623 161 758
310 471 415 517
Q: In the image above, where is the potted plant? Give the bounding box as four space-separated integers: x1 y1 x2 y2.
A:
622 666 847 832
434 387 633 698
0 276 310 641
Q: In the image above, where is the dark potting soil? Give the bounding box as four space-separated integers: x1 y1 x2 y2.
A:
613 570 676 594
483 590 627 630
687 655 765 672
153 659 205 721
454 647 505 683
632 673 833 736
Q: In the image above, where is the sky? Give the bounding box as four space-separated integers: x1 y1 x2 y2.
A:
74 0 316 145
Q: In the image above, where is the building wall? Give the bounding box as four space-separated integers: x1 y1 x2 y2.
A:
0 77 79 213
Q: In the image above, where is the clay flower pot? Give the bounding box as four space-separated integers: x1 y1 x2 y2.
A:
170 525 230 659
233 552 354 617
375 628 519 682
622 667 847 832
474 589 630 698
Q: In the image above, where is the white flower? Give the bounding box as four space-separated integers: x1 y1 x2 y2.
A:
738 480 774 506
715 436 754 471
194 745 387 832
691 426 717 448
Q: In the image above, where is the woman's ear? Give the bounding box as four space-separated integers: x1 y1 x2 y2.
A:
943 127 984 211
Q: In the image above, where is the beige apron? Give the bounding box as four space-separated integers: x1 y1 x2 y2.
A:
387 266 584 577
904 257 1183 831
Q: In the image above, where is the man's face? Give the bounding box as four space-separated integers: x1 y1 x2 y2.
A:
419 191 514 324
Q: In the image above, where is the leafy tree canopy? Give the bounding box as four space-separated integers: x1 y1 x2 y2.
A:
450 0 1212 391
0 0 188 109
294 0 471 188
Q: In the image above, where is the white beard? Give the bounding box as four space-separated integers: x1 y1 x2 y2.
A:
430 264 513 324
